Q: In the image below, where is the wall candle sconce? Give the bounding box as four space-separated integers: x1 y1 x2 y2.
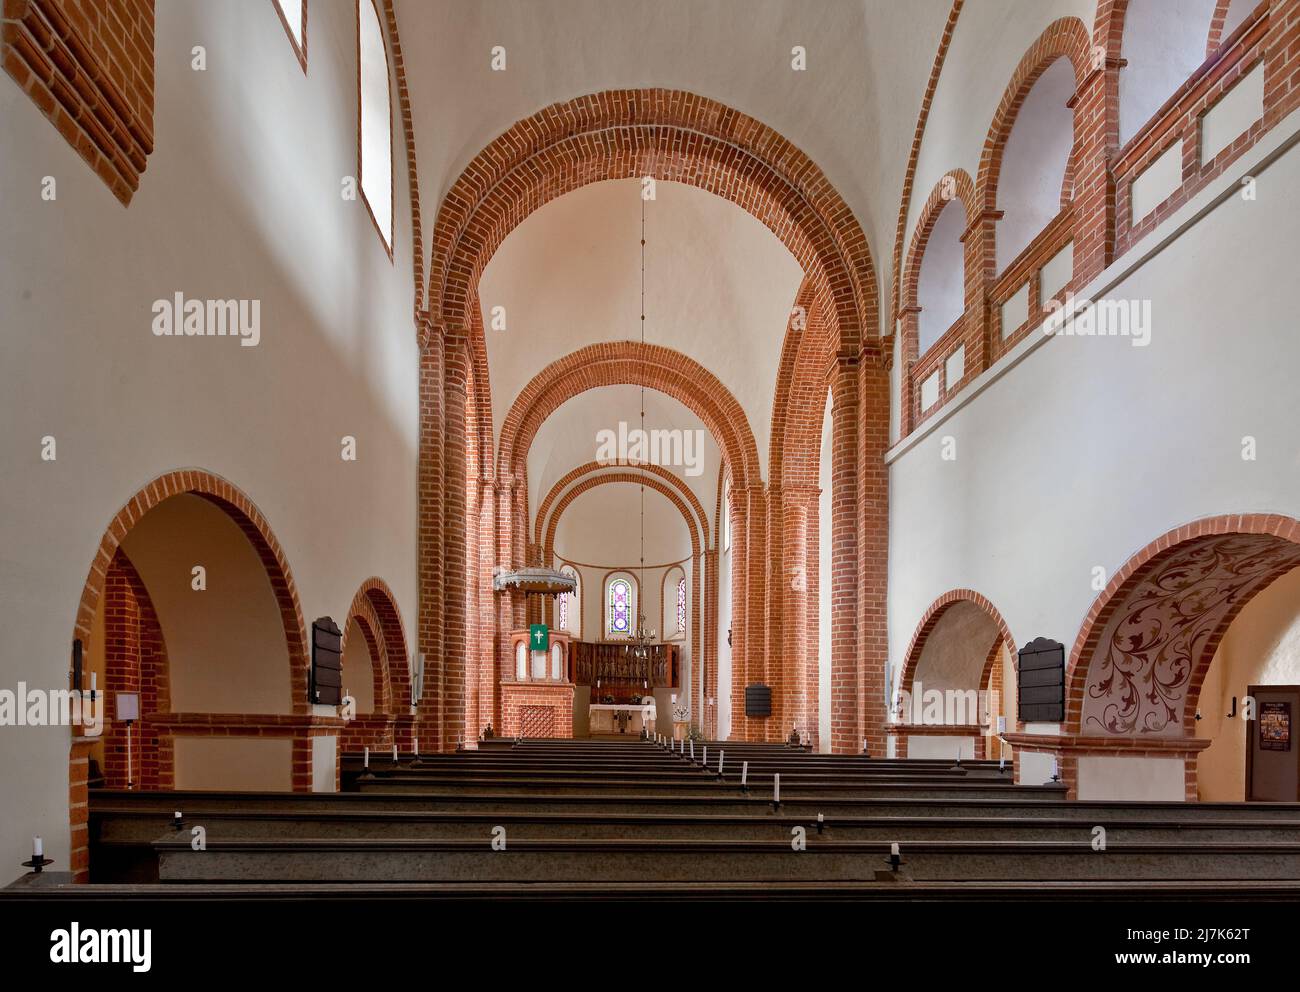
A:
22 836 52 874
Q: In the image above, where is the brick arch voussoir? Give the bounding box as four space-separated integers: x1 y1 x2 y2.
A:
975 17 1093 215
535 461 710 551
497 343 761 491
429 89 879 355
1065 514 1300 735
898 589 1019 703
73 469 311 715
770 278 833 490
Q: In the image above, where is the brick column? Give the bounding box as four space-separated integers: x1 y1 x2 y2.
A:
442 338 469 750
477 478 498 739
829 357 859 753
1071 43 1122 288
728 492 749 741
860 351 890 757
417 327 445 746
702 546 719 738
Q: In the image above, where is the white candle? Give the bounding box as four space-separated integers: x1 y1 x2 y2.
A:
392 743 398 762
718 750 724 775
741 761 748 787
773 773 780 804
890 842 900 857
364 746 370 768
414 738 419 756
173 811 181 822
91 673 97 691
817 812 824 824
1051 756 1059 779
702 745 708 767
689 740 695 760
33 836 42 858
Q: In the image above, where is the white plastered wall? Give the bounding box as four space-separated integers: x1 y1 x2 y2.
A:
0 0 418 880
888 119 1300 799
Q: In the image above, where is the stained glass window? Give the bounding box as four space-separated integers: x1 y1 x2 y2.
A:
676 576 687 634
607 577 633 638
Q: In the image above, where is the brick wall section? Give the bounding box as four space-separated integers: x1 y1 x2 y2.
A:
68 738 94 880
102 549 171 790
2 0 155 204
499 682 575 739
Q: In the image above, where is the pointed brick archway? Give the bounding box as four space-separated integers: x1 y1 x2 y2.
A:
423 88 889 753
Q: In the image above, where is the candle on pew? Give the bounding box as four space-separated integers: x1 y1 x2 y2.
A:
414 738 419 756
717 750 724 775
741 761 748 787
689 740 695 761
364 746 369 769
702 745 708 767
33 837 42 859
392 743 398 762
891 842 900 857
773 773 780 804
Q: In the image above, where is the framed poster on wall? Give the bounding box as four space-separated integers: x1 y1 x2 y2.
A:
1260 700 1292 752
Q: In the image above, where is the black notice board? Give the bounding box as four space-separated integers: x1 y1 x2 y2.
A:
744 684 772 718
312 616 343 706
1017 637 1065 722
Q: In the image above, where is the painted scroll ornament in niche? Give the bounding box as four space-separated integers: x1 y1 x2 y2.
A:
1082 535 1300 736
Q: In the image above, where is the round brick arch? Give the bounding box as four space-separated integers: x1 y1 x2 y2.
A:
535 461 710 551
901 169 977 319
897 589 1018 704
975 17 1093 223
342 576 412 716
1066 514 1300 738
427 88 880 359
72 469 310 711
497 341 762 493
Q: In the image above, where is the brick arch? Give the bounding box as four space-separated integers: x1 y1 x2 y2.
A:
898 169 977 426
535 462 710 550
427 89 880 357
73 469 310 712
1066 514 1300 738
542 472 703 564
901 169 976 315
497 342 762 492
342 576 411 715
897 589 1018 703
974 18 1093 221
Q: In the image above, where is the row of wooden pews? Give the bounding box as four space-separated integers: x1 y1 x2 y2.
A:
9 738 1300 900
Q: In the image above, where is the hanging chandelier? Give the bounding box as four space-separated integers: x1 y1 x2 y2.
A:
630 188 657 661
